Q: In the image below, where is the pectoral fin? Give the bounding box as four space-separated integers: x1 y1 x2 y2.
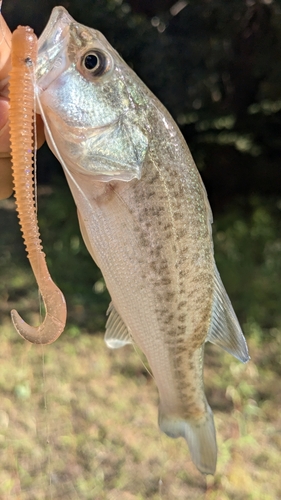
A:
104 302 132 349
206 267 249 363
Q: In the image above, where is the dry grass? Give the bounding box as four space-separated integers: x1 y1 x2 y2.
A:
0 319 280 499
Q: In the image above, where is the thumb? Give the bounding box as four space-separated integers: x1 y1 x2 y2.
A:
0 15 12 200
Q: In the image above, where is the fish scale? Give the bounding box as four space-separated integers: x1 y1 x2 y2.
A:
35 6 249 475
106 142 215 436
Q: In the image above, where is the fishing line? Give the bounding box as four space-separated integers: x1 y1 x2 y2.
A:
131 341 154 380
32 66 55 500
30 64 38 215
40 342 54 500
26 55 53 497
35 95 95 215
28 61 44 323
35 87 81 500
25 48 53 496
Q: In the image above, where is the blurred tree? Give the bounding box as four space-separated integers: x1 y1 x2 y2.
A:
2 0 281 332
3 0 281 209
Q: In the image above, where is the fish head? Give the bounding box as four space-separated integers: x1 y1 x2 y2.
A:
36 6 149 181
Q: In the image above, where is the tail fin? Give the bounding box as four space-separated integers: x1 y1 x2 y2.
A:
159 404 217 475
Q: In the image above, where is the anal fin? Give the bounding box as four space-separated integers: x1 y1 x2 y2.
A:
104 302 132 349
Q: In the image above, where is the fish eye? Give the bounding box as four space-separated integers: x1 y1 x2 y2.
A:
79 50 111 78
84 53 99 70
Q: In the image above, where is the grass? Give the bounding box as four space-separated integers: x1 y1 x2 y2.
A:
0 321 280 498
1 195 281 498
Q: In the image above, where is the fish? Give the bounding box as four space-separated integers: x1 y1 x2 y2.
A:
35 6 249 475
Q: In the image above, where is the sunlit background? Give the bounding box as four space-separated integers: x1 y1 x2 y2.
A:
0 0 281 498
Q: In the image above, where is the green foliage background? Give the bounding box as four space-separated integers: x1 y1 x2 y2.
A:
2 0 281 337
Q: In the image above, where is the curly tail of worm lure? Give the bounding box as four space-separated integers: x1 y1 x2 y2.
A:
9 26 67 344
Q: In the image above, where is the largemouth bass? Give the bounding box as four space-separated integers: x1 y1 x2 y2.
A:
35 7 249 475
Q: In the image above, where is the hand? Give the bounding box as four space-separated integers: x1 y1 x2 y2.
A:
0 15 45 200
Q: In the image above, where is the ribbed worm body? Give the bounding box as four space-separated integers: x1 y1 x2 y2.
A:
9 27 41 256
9 26 67 344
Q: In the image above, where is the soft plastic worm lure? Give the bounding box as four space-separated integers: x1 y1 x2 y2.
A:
9 26 67 344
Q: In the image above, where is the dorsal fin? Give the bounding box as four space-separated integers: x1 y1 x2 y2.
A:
104 302 132 349
206 267 250 363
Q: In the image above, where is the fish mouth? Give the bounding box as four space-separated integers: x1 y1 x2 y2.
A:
36 7 74 87
38 7 74 52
